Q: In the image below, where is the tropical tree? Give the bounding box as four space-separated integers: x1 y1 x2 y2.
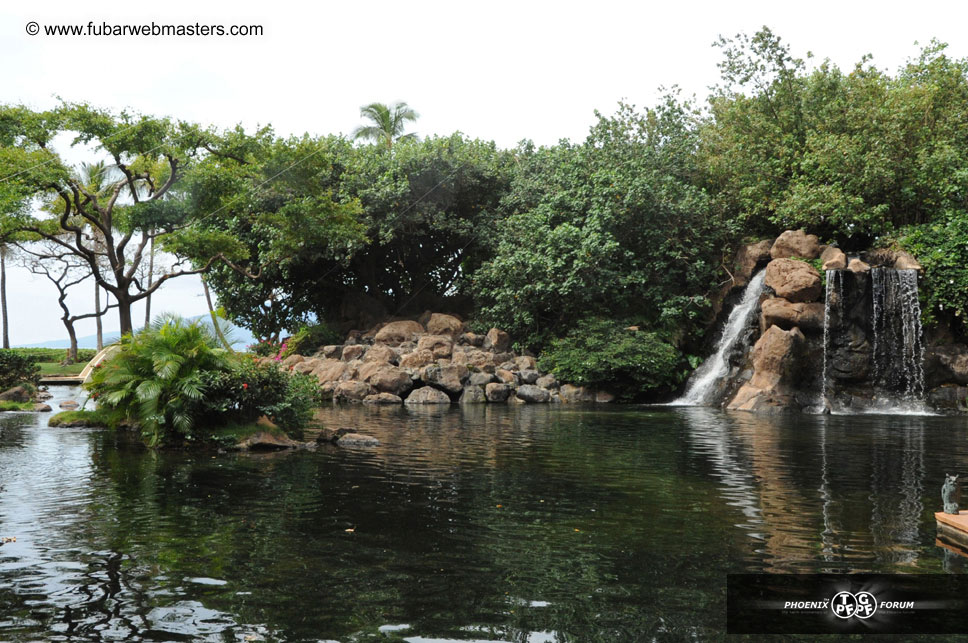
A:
0 102 252 336
16 238 116 361
352 101 419 149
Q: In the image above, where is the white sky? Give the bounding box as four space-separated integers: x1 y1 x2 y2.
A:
2 0 967 344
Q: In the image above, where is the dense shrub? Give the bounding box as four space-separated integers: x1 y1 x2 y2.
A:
5 348 97 363
249 339 282 358
899 213 968 336
538 319 686 401
87 317 321 447
0 350 41 390
192 357 323 431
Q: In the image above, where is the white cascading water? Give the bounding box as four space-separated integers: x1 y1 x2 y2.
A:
672 270 766 406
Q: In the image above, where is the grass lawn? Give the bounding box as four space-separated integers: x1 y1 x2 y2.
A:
37 361 86 377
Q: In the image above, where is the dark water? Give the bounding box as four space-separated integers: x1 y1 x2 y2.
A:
1 387 967 641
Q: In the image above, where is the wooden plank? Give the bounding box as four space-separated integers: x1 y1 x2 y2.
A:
936 511 968 551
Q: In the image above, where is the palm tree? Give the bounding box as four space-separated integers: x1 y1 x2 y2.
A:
0 244 8 349
352 102 419 150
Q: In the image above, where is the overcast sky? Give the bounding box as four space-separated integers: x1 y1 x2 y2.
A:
2 0 967 345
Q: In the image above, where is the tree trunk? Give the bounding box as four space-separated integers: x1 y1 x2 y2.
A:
144 233 154 328
0 247 8 349
117 298 133 337
95 283 103 351
203 278 234 352
64 321 78 363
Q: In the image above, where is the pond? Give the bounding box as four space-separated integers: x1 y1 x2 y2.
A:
0 386 966 641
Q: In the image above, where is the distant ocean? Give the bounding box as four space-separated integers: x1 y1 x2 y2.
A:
18 315 259 350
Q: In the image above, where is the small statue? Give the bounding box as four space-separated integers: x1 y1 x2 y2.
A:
943 473 961 515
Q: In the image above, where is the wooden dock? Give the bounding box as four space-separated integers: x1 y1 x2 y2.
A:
936 511 968 551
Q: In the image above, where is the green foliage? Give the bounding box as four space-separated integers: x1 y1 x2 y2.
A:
249 339 283 357
192 357 323 433
87 317 230 446
86 316 322 446
703 31 968 244
538 319 685 401
280 323 342 358
899 212 968 334
474 100 729 349
48 409 119 428
353 101 419 149
5 348 97 363
0 401 34 411
0 350 41 390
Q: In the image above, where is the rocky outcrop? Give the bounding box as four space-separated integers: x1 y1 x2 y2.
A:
727 326 805 412
0 387 31 403
761 298 825 332
363 393 403 405
820 246 847 270
426 313 464 338
374 321 425 346
405 386 452 405
765 259 822 303
770 229 822 259
483 328 510 352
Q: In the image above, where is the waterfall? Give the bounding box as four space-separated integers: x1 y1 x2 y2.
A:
673 270 766 406
820 270 842 408
870 268 925 400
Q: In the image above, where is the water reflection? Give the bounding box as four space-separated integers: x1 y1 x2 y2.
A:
0 390 966 640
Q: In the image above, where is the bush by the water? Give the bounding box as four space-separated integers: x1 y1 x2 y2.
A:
87 317 321 447
538 319 685 400
6 348 98 364
0 350 41 391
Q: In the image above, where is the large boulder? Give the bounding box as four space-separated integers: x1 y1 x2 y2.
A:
281 354 305 368
417 335 454 358
292 358 322 374
363 393 403 405
485 383 510 402
760 297 826 332
451 348 496 372
0 386 31 403
334 380 375 403
312 359 350 384
518 369 540 385
764 258 822 303
459 385 488 404
234 431 304 451
460 332 485 347
536 374 559 390
483 328 511 352
894 250 923 272
848 257 870 273
363 344 397 364
374 320 426 346
727 326 805 412
426 313 464 338
468 372 496 386
399 349 435 369
365 365 413 396
341 345 365 361
733 239 773 287
820 246 847 271
320 345 342 359
514 356 537 371
405 386 452 405
421 364 468 394
337 433 381 447
770 229 821 259
559 384 597 403
925 344 968 388
516 385 551 403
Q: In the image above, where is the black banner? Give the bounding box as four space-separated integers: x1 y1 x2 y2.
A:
727 574 968 634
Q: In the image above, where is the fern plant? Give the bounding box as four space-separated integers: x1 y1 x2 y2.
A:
87 316 229 446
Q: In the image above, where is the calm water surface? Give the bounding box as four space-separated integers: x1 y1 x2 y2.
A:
0 386 967 641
